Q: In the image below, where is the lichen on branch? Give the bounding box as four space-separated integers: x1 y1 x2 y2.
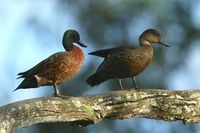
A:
1 89 200 133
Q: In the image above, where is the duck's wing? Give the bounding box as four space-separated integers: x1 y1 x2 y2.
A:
17 59 47 79
17 52 61 79
89 45 135 58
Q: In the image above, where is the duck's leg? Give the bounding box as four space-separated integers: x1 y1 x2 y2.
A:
53 83 72 99
132 77 139 89
53 83 61 96
118 79 124 90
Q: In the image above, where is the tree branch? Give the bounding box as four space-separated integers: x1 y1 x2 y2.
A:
1 89 200 133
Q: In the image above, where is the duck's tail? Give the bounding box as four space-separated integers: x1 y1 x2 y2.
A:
14 76 38 91
86 72 107 87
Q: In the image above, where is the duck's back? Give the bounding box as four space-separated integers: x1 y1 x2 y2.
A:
89 45 136 58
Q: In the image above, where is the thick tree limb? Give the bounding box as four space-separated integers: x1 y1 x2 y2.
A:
1 89 200 133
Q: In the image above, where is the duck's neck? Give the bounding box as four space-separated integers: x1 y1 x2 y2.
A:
140 40 152 47
63 42 74 51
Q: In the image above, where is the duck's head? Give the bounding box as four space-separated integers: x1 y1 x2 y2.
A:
62 29 87 51
139 29 170 47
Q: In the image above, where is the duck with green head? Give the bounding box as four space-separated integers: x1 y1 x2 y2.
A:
15 30 87 96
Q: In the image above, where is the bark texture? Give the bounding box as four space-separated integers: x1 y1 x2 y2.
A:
0 89 200 133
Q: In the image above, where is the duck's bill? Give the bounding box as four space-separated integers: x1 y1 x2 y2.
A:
159 42 170 47
77 42 87 48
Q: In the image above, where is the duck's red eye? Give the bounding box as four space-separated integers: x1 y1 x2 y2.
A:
72 38 76 42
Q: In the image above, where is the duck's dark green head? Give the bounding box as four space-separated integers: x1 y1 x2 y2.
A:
62 30 87 51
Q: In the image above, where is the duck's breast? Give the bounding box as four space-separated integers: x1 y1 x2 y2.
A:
55 46 84 83
38 46 84 84
127 46 153 76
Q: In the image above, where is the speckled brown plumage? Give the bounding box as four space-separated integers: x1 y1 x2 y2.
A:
15 30 86 96
18 46 84 85
86 29 169 89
